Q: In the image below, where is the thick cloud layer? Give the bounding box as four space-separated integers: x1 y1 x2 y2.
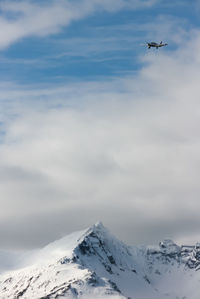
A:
0 31 200 250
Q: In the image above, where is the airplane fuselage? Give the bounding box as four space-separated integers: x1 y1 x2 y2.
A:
147 42 168 49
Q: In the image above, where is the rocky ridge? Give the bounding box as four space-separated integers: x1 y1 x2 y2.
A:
0 222 200 299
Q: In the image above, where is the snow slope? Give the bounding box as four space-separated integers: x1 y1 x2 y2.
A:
0 222 200 298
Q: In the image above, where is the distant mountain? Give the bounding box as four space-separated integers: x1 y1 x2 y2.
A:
0 222 200 298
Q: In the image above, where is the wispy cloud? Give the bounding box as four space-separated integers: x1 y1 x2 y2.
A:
0 0 158 49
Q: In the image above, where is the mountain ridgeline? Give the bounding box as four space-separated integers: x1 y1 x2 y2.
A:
0 222 200 298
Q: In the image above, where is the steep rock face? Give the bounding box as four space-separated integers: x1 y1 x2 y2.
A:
0 223 200 299
182 243 200 270
72 222 137 273
144 240 200 272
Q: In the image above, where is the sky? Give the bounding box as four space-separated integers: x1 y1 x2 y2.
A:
0 0 200 269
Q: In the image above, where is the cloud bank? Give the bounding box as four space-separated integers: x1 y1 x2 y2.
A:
0 29 200 250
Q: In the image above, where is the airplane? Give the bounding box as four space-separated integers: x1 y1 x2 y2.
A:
147 41 168 49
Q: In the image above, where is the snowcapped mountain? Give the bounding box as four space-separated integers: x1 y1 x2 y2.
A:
0 222 200 299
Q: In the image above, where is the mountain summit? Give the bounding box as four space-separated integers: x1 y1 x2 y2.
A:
0 223 200 298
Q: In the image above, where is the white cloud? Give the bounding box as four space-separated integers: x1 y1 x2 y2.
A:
0 29 200 250
0 0 158 49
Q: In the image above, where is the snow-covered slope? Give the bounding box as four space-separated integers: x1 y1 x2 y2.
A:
0 222 200 299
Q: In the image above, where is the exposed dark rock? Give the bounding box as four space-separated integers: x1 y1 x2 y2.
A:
78 240 92 255
16 277 33 298
144 275 151 284
59 257 71 264
108 255 116 265
108 280 122 294
86 272 99 287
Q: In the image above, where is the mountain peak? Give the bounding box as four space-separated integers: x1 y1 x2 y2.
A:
78 221 108 241
31 222 113 266
91 221 107 233
92 221 105 229
159 239 181 254
1 225 200 299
